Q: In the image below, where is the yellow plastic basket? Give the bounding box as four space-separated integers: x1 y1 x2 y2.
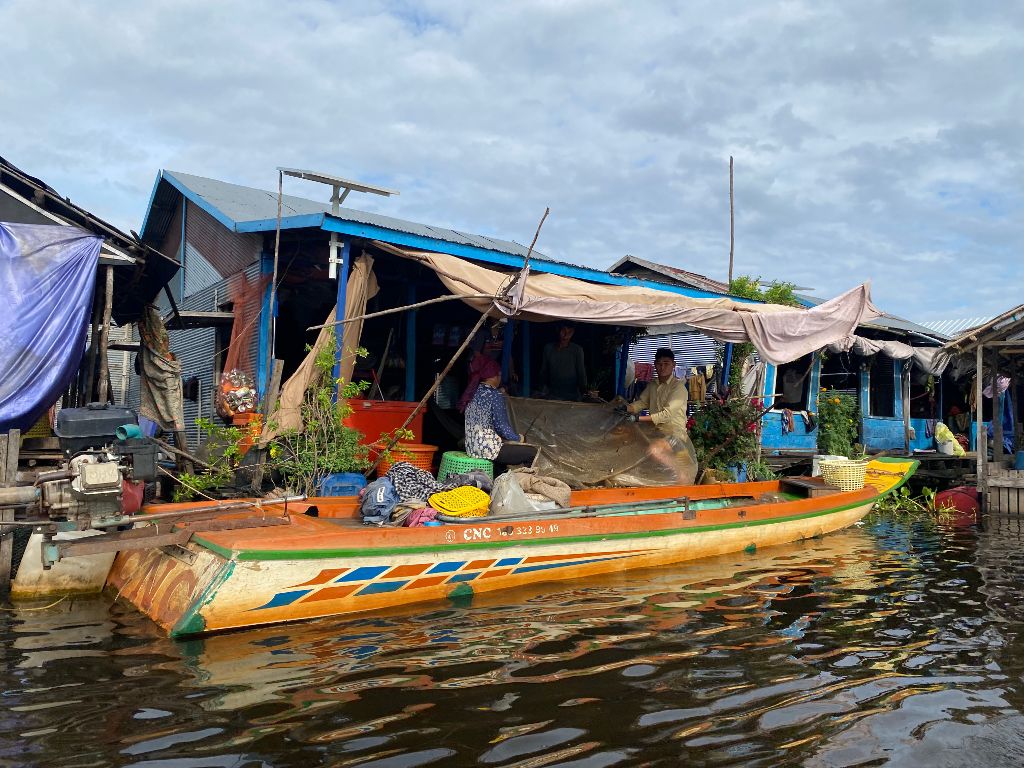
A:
820 459 869 491
429 486 490 518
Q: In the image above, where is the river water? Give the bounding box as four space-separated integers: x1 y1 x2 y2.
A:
5 514 1024 767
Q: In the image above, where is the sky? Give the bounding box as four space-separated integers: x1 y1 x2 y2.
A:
1 0 1021 324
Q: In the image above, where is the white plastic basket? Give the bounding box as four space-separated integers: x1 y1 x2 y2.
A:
819 459 869 491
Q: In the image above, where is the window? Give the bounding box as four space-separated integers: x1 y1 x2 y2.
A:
774 354 813 409
869 356 895 417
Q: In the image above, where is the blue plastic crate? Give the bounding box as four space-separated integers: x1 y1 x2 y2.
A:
317 472 367 497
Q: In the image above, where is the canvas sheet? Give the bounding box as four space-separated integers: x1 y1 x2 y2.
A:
508 397 697 489
0 223 101 432
378 243 881 366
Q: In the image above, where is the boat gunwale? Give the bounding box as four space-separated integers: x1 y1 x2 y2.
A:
188 458 918 562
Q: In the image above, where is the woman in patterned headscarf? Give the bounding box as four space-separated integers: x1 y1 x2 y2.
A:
463 357 522 461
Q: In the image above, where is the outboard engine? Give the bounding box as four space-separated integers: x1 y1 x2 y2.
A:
38 404 157 529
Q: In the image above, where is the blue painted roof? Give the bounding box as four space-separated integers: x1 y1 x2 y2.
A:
138 169 736 300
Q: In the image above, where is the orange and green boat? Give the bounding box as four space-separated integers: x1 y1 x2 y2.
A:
107 457 916 637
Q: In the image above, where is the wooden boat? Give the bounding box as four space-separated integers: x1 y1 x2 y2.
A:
106 457 916 637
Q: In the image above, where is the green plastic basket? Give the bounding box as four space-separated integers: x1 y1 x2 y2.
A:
438 451 494 481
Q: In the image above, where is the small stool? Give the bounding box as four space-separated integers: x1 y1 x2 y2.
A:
438 451 494 481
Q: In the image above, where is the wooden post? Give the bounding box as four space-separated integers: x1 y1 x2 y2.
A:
0 429 21 590
96 265 115 404
992 348 1004 464
976 344 985 506
84 275 103 404
728 156 735 285
902 363 912 455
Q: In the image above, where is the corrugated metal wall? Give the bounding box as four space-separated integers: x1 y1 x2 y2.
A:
125 195 265 448
184 200 261 280
171 265 263 448
629 332 721 369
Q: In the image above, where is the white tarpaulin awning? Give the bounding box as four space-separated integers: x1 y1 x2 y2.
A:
827 335 950 375
378 243 882 366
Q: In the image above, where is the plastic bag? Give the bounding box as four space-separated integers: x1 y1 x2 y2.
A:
490 471 560 516
935 422 965 457
215 369 258 419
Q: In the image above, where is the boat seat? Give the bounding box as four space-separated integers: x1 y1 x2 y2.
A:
780 476 842 498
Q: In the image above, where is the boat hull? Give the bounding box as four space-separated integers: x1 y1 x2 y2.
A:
106 458 915 637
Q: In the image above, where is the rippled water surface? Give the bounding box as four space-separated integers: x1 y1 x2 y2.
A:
6 515 1024 767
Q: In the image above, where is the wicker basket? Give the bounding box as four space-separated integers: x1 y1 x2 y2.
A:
373 442 437 474
819 458 870 491
429 486 490 518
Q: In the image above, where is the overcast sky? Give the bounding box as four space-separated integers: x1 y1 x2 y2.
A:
1 0 1020 323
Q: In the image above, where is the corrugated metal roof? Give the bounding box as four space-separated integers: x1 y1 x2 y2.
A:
609 255 731 294
162 170 543 260
798 294 946 343
920 317 993 337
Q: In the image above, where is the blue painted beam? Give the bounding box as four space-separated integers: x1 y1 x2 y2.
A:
318 217 742 301
333 239 352 399
256 251 274 400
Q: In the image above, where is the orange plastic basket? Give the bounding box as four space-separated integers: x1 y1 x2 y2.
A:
373 442 437 475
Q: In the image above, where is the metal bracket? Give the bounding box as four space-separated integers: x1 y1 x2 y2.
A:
682 497 696 520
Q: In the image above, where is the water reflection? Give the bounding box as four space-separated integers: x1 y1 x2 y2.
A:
4 518 1024 766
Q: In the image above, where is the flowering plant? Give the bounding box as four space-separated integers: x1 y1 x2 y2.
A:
817 388 858 456
688 394 764 473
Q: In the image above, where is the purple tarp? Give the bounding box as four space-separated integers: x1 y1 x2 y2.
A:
0 223 102 432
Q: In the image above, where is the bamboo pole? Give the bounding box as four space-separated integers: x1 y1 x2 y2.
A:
307 293 495 331
364 208 550 477
96 265 115 404
992 347 1003 463
364 310 489 478
84 274 103 404
728 156 735 285
267 170 283 396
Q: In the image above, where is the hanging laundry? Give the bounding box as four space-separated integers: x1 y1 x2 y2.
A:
687 366 708 403
781 409 795 435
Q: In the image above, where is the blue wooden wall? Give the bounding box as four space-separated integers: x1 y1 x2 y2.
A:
759 355 947 455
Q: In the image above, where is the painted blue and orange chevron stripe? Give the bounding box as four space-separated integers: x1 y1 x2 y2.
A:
251 550 649 611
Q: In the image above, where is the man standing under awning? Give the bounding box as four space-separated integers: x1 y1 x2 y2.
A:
622 347 697 484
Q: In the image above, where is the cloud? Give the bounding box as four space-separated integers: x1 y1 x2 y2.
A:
0 0 1021 323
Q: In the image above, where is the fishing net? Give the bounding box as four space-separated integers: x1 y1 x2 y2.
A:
507 397 697 489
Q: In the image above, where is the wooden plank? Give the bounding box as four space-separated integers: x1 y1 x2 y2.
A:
96 265 114 404
992 347 1003 463
976 345 985 504
0 429 21 590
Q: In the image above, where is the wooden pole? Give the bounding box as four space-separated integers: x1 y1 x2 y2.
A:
902 364 911 455
0 429 21 590
84 274 103 404
992 348 1004 463
96 265 115 404
268 170 283 397
728 156 735 286
976 344 985 504
364 310 489 477
364 207 550 477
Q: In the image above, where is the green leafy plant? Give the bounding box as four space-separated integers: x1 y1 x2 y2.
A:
817 388 858 456
725 276 802 391
745 458 778 481
172 417 245 502
867 485 954 523
267 333 413 496
689 395 764 473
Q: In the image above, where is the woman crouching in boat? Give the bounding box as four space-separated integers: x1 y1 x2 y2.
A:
463 357 538 466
